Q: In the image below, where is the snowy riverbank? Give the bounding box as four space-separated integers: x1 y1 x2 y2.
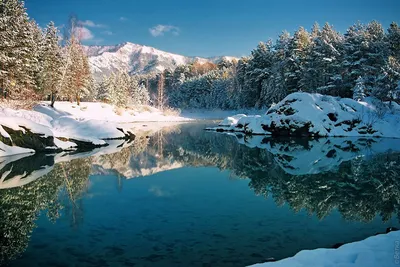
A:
0 102 185 157
209 93 400 138
0 101 256 157
249 230 400 267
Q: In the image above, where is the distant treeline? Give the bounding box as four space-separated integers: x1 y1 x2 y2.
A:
137 20 400 109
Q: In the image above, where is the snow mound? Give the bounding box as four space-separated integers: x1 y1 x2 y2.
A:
0 106 53 127
210 93 400 138
219 114 247 126
249 231 400 267
51 116 125 145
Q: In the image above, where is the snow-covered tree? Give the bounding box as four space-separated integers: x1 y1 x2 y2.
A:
96 75 112 103
387 22 400 61
111 71 130 107
286 26 311 93
311 22 343 95
374 56 400 103
353 76 366 101
342 21 388 96
130 76 150 105
42 21 63 107
0 0 39 99
245 40 275 107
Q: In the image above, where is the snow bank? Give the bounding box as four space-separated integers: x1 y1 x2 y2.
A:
34 102 190 123
210 93 400 138
0 106 53 127
0 100 195 157
50 116 123 145
249 231 400 267
1 100 266 157
0 116 53 137
0 103 137 157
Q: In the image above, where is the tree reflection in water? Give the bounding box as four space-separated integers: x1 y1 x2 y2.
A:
0 123 399 263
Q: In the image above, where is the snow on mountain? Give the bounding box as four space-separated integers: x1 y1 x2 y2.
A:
83 42 237 79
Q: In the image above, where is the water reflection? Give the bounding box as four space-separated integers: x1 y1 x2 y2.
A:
0 123 399 264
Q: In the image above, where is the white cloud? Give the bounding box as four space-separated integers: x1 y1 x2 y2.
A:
73 26 94 41
149 24 180 37
80 20 107 28
102 30 113 36
119 17 128 21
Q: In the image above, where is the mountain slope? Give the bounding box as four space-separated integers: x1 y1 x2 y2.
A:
83 42 237 79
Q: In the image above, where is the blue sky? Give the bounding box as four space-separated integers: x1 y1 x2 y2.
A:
25 0 399 57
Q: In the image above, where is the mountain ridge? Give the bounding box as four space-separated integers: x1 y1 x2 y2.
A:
83 42 238 79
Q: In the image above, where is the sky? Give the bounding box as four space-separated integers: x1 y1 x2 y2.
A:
25 0 400 58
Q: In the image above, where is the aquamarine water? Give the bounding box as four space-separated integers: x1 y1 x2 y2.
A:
1 123 399 267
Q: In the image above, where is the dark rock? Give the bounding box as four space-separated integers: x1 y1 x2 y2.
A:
68 138 108 151
115 128 136 141
262 121 314 137
326 149 337 158
1 125 55 152
387 227 399 233
332 243 344 249
327 113 338 122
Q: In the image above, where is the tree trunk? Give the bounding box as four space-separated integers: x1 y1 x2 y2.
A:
76 94 80 106
50 91 56 108
0 81 3 100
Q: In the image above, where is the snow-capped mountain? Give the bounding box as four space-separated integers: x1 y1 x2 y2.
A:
83 42 237 79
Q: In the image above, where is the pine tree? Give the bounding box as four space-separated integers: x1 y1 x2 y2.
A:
30 20 45 93
353 76 366 101
364 21 388 91
286 26 311 92
96 75 112 103
374 56 400 103
300 23 320 92
312 22 343 95
42 21 63 107
342 21 388 96
0 0 37 99
387 22 400 61
246 40 274 107
129 76 150 105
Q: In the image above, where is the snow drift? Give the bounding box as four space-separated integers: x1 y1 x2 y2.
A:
249 230 400 267
0 104 135 157
209 93 400 138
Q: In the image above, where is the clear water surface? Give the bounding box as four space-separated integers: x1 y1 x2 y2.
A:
0 123 399 267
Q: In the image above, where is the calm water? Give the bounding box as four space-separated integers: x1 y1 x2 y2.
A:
1 123 399 267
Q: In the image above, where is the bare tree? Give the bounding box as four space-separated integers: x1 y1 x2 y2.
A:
157 72 165 110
